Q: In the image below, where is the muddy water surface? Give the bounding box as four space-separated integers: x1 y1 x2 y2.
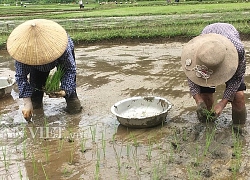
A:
1 41 250 179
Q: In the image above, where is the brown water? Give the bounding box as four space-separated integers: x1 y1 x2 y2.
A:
0 41 250 179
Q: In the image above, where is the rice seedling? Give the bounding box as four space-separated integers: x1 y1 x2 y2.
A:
113 143 123 171
62 167 73 177
95 148 100 180
160 120 165 136
147 137 153 161
130 144 141 176
129 133 139 147
132 144 138 158
152 161 160 180
160 155 167 177
14 136 21 152
168 145 174 163
2 146 9 171
80 136 87 153
120 169 129 180
203 127 216 156
42 118 50 140
112 133 116 144
231 127 243 177
41 163 49 180
172 129 180 152
23 124 28 139
22 139 27 160
57 138 64 152
44 65 65 94
126 143 131 157
101 130 106 157
18 164 23 180
112 125 118 144
182 128 188 141
67 127 75 143
31 153 38 177
44 144 50 163
69 147 75 165
90 125 97 143
133 153 140 177
194 144 201 167
187 165 197 180
232 127 243 159
202 109 216 122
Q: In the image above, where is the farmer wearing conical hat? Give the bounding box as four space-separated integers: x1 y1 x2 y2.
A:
181 23 246 124
7 19 82 121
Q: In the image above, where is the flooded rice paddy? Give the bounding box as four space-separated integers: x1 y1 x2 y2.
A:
1 41 250 179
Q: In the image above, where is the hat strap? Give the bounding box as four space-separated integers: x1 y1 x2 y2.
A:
185 64 213 85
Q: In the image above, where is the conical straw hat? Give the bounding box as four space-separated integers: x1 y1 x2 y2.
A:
181 33 238 87
7 19 68 65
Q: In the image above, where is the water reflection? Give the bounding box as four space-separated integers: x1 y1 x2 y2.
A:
1 41 250 122
0 41 250 179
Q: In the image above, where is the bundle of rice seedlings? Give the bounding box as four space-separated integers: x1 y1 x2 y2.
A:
44 66 65 94
202 108 216 122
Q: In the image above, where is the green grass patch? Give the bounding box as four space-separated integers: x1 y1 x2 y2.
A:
0 1 250 49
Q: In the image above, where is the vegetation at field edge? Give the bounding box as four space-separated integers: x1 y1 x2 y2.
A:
0 1 249 49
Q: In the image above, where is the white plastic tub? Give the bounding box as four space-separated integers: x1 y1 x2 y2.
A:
111 96 172 128
0 77 15 98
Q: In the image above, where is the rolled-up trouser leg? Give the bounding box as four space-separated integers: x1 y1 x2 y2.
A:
232 107 247 125
65 91 82 114
30 68 50 109
231 91 247 125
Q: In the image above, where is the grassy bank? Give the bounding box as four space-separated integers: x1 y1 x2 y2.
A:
0 1 250 48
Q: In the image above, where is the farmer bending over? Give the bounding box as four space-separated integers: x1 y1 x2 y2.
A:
7 19 82 121
181 23 246 124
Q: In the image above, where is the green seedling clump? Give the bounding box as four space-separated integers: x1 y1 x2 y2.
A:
44 66 65 94
202 109 216 122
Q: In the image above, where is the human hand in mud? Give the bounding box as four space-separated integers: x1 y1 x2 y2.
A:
212 100 227 118
196 102 217 123
22 97 33 122
47 90 66 98
196 102 208 122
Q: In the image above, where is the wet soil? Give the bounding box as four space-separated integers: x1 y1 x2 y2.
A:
0 41 250 179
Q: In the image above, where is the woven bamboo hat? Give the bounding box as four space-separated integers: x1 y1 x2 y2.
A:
7 19 68 65
181 33 238 87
